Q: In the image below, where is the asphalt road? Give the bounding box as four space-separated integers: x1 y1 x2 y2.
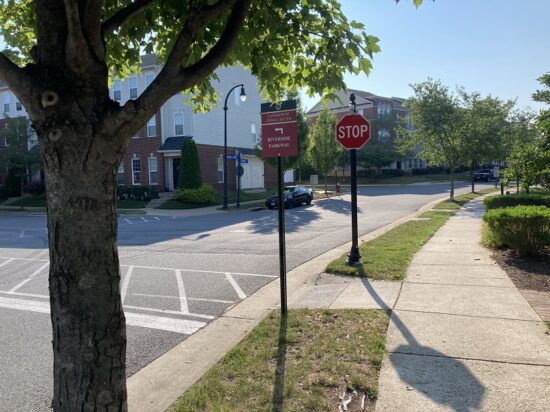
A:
0 181 494 411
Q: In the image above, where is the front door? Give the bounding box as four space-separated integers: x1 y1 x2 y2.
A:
173 158 180 190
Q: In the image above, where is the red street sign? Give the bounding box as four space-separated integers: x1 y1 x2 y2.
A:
335 114 371 150
261 100 298 158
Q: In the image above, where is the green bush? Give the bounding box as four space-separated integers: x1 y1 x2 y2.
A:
175 184 216 204
116 185 158 201
179 139 202 190
484 194 550 209
483 205 550 255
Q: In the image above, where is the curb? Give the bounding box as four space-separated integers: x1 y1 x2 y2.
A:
126 194 450 412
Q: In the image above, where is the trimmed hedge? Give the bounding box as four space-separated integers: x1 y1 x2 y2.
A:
484 194 550 210
116 186 159 201
175 184 216 204
483 205 550 255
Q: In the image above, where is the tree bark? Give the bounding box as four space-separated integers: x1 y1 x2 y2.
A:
40 125 127 411
450 167 455 201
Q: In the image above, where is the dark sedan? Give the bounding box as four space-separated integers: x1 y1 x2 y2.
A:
265 186 313 209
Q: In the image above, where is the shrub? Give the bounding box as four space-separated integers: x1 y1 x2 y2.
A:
175 184 216 204
483 205 550 255
379 169 406 177
484 194 550 210
116 185 157 201
25 181 46 195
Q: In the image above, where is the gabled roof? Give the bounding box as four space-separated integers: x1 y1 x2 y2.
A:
158 136 193 152
307 89 374 115
307 89 408 115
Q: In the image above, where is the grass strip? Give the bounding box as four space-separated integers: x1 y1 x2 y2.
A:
326 190 496 279
157 190 270 209
169 309 389 412
326 210 453 279
6 195 46 207
433 188 497 210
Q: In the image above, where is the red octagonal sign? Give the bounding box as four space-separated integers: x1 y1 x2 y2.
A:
335 114 371 150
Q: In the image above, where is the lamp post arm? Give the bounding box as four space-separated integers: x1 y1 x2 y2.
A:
223 83 244 110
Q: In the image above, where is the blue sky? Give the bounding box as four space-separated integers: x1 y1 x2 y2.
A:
301 0 550 111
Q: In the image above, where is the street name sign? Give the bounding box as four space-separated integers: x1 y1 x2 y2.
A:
335 114 371 150
261 100 298 158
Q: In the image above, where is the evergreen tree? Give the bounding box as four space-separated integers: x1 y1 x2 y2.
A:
178 139 202 190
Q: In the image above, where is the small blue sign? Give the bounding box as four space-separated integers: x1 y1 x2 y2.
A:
240 159 249 164
226 155 237 160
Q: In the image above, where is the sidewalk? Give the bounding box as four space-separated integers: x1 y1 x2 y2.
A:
128 197 550 411
294 198 550 411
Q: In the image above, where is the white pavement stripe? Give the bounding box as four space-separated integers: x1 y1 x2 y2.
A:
154 217 160 221
125 312 205 335
124 304 214 320
0 256 48 262
132 293 235 305
7 262 50 293
0 296 205 334
0 258 14 269
140 217 147 222
124 218 132 224
0 296 50 314
225 272 246 300
2 291 48 299
174 269 189 314
119 263 275 278
19 230 25 239
120 266 134 304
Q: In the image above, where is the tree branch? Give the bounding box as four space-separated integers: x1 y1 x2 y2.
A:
178 0 251 88
101 0 251 153
0 52 32 100
102 0 156 35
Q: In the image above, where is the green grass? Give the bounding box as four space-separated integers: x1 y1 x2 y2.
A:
157 190 271 209
116 199 148 208
326 189 496 279
546 322 550 330
326 211 454 280
433 188 497 210
169 309 389 412
7 195 46 207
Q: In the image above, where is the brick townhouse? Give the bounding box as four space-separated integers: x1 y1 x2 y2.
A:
1 55 274 193
307 89 425 172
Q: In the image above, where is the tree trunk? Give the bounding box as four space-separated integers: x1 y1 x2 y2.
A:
450 167 455 201
41 126 127 411
470 162 475 193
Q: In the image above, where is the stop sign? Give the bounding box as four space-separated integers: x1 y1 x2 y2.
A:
335 114 371 149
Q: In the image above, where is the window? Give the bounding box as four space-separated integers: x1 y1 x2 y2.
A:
408 159 413 169
3 95 9 113
378 129 390 143
145 74 154 86
148 157 158 185
117 162 125 185
251 122 257 144
129 77 138 99
174 112 184 136
113 79 122 101
132 158 141 185
217 157 224 183
147 116 156 137
377 103 391 118
16 101 22 111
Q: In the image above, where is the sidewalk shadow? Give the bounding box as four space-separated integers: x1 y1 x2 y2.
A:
272 314 287 412
360 278 486 411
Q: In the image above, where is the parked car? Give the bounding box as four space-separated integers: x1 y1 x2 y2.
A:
473 169 494 181
265 186 313 209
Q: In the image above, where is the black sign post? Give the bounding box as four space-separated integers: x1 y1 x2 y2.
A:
261 100 297 316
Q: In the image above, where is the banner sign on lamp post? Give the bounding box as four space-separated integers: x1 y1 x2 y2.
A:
261 100 298 158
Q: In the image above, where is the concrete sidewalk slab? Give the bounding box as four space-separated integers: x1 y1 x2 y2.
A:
395 282 541 321
411 251 496 266
385 310 550 365
376 353 550 412
405 265 515 287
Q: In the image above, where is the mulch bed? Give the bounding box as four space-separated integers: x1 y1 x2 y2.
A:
491 248 550 292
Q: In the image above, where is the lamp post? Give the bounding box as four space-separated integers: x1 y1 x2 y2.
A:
223 84 247 209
